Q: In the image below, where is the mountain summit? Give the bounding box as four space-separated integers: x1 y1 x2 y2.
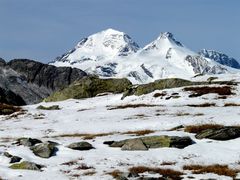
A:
52 29 237 83
55 28 140 63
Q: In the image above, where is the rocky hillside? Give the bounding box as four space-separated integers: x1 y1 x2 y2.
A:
0 58 87 105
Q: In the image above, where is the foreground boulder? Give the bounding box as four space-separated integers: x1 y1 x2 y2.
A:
108 136 194 150
16 138 42 147
30 142 57 158
121 138 148 151
67 141 94 151
195 126 240 140
9 161 43 171
45 76 132 102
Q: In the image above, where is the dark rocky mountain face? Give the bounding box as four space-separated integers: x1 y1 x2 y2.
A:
199 49 240 69
0 58 6 66
0 59 87 105
7 59 86 91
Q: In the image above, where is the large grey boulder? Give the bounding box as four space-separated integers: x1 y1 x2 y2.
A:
195 126 240 140
68 141 94 151
31 142 57 158
121 138 148 151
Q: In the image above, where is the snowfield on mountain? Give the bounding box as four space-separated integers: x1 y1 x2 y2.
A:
52 29 239 84
0 75 240 179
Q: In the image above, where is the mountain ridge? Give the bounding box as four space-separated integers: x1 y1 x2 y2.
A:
52 28 237 84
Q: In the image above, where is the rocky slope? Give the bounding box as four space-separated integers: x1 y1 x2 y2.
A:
52 29 237 84
0 59 87 105
199 49 240 69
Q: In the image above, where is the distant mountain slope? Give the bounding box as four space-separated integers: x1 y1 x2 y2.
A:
199 49 240 69
52 29 234 84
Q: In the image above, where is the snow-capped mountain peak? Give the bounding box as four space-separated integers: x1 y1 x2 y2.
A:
143 32 183 52
52 29 238 84
55 28 140 63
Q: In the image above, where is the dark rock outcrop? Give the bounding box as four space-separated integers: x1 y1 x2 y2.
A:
195 126 240 140
7 59 87 91
0 58 6 66
0 59 87 105
0 87 26 106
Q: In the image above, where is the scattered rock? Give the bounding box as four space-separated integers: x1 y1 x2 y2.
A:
109 136 194 150
68 141 94 151
37 105 60 110
10 156 22 163
103 141 115 145
3 152 22 163
9 161 43 171
121 138 148 151
31 142 57 158
195 126 240 140
16 137 42 147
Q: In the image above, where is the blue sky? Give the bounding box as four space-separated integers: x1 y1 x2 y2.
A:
0 0 239 63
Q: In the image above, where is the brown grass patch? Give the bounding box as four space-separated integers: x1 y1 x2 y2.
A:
74 163 94 170
0 103 21 115
184 124 223 134
161 161 177 166
184 86 233 97
53 132 114 140
107 170 124 179
224 103 240 107
129 166 184 179
183 164 239 178
175 112 191 116
122 129 155 136
107 104 159 110
187 103 216 107
83 170 96 176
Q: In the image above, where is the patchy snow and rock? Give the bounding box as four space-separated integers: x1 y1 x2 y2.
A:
0 75 240 179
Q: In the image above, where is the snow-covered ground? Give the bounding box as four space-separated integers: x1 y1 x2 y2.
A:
0 78 240 179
